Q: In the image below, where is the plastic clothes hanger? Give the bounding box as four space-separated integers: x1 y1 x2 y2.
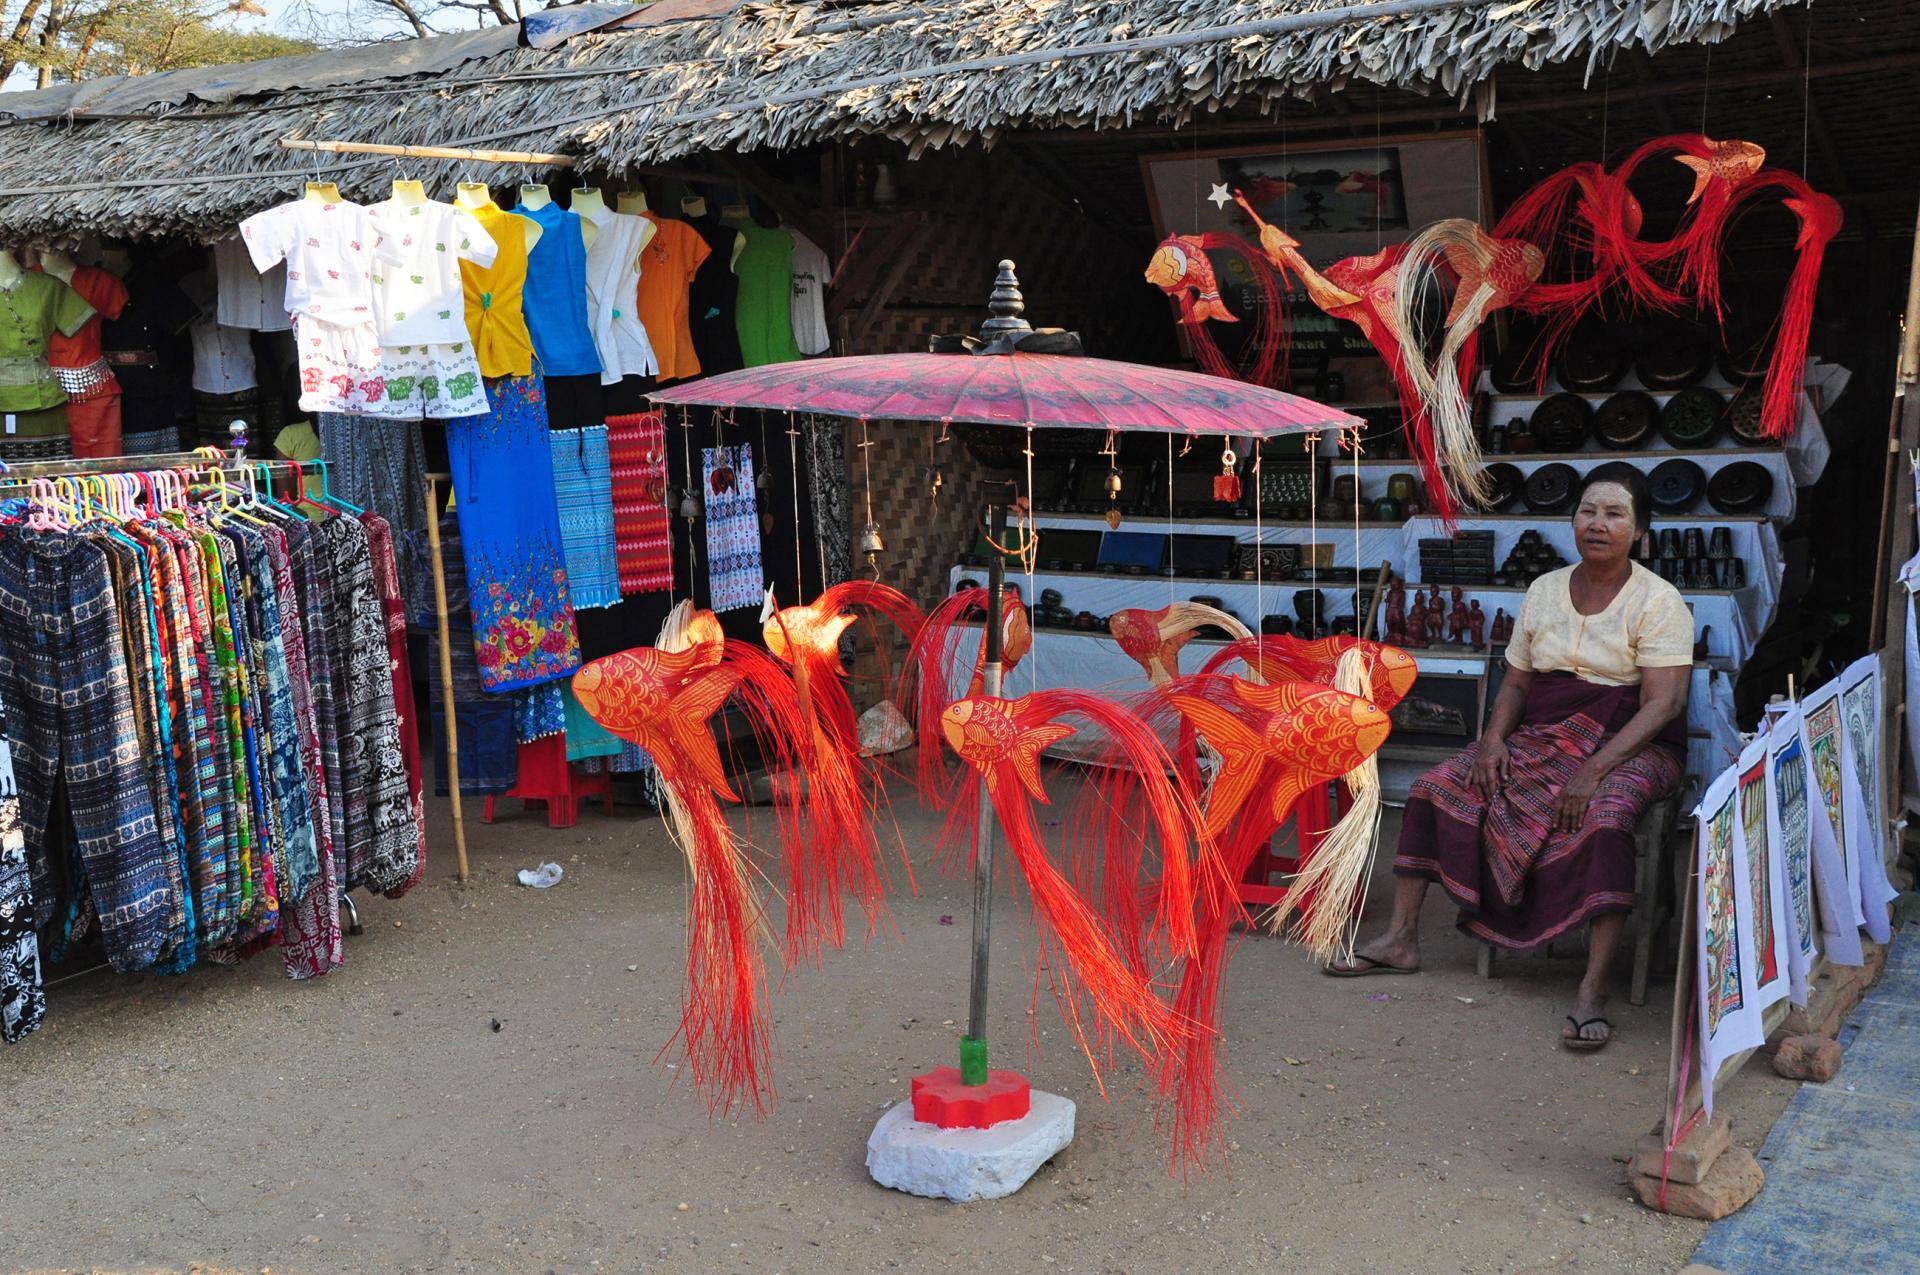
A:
311 459 363 515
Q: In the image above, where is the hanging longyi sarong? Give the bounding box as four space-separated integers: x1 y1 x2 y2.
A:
446 376 582 693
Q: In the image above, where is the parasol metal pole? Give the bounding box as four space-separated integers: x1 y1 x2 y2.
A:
962 483 1015 1085
425 474 470 884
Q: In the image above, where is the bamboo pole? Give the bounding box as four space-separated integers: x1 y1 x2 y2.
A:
424 473 470 883
279 136 576 169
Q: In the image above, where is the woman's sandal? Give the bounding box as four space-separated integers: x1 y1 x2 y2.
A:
1324 955 1419 978
1562 1015 1613 1052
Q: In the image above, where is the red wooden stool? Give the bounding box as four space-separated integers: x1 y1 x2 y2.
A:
483 735 615 830
1236 780 1340 910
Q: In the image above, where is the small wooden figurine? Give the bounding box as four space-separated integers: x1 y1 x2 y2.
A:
1468 599 1486 648
1405 587 1430 648
1384 578 1407 645
1446 586 1468 646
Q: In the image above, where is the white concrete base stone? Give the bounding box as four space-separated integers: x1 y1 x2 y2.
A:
865 1090 1076 1202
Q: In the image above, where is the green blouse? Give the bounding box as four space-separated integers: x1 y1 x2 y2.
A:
0 272 95 412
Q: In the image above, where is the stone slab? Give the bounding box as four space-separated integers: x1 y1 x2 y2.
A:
1630 1111 1732 1186
866 1089 1075 1202
1771 1034 1843 1083
1629 1147 1764 1220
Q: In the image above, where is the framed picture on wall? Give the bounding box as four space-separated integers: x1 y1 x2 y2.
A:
1140 131 1491 364
1141 130 1491 262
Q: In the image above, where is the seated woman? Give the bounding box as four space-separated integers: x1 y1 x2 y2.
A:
1330 464 1691 1052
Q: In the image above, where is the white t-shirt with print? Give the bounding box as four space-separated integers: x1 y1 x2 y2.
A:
786 227 831 357
365 198 498 345
239 198 383 326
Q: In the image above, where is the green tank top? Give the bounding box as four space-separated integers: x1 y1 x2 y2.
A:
733 224 805 368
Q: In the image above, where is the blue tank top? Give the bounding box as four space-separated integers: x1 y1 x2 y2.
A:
512 202 602 378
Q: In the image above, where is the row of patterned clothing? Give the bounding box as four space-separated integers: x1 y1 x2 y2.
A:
0 495 425 1043
233 187 830 424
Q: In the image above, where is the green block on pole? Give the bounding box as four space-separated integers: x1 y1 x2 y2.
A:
959 1035 989 1085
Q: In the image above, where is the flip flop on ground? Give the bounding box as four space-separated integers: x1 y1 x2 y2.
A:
1324 954 1420 977
1562 1015 1613 1051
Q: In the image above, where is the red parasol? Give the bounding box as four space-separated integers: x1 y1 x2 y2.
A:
649 265 1357 438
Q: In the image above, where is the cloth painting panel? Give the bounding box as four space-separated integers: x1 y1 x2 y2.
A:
1838 653 1896 942
1734 731 1789 1013
1693 766 1764 1118
1764 705 1819 1006
1798 683 1865 966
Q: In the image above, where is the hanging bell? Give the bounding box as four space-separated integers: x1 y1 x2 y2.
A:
1104 467 1124 529
755 466 769 492
926 462 946 498
859 521 886 557
1213 442 1242 504
678 488 704 520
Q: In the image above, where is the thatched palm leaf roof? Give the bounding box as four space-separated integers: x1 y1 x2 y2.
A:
0 0 1806 241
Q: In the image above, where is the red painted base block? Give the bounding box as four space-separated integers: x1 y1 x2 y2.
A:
911 1066 1032 1130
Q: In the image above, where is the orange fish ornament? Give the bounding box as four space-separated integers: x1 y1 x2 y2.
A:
1108 602 1250 687
905 584 1033 804
572 640 770 1114
753 580 926 959
1145 235 1236 325
1168 678 1393 838
1151 677 1395 1166
939 689 1219 1080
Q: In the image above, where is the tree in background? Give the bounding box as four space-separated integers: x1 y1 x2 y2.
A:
1 0 315 84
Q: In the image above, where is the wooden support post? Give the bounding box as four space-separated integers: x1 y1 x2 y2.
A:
424 474 470 883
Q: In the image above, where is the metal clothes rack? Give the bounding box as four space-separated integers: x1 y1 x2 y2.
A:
0 446 404 983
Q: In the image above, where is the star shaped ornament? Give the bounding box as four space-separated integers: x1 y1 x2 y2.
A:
1207 182 1233 210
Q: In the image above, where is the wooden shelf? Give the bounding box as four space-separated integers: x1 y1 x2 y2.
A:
1341 444 1786 466
1029 509 1768 530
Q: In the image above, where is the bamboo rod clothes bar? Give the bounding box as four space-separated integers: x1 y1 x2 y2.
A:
279 136 577 168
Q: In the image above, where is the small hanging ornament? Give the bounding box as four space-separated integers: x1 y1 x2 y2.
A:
1213 440 1242 504
1104 466 1124 529
859 520 886 560
678 488 704 521
926 462 946 499
710 464 736 494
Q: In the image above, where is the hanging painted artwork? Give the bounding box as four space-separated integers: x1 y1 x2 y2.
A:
702 443 765 613
1798 681 1866 965
1764 705 1819 1005
1735 733 1789 1014
1693 765 1764 1118
1838 653 1897 943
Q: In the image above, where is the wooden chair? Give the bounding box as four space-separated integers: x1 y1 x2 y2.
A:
1475 789 1682 1006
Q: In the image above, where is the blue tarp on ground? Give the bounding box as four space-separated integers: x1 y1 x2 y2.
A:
1692 921 1919 1274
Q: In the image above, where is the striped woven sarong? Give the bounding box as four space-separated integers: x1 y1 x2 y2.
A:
606 411 673 595
550 425 621 610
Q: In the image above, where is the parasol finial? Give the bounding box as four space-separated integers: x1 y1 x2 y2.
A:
978 260 1032 347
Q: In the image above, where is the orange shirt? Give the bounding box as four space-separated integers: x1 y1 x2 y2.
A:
47 264 127 369
635 214 710 383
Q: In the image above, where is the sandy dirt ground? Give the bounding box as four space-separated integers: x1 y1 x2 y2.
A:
1 789 1798 1275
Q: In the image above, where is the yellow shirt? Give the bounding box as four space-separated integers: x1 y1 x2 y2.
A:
459 202 535 379
1504 563 1694 687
